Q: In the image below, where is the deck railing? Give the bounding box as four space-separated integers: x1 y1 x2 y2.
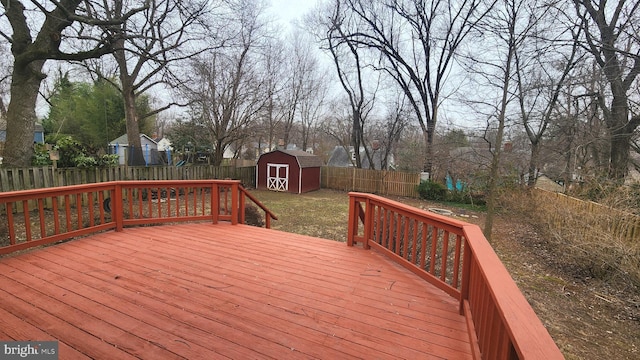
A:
0 180 276 255
347 192 563 360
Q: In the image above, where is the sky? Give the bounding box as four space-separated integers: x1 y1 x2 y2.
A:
266 0 319 30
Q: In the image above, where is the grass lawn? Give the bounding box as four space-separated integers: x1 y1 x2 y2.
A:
249 189 352 242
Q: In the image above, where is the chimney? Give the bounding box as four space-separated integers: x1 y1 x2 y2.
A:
504 142 513 152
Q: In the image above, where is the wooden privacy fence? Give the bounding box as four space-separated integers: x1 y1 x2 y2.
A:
321 166 421 197
5 165 423 199
0 165 256 192
534 188 640 244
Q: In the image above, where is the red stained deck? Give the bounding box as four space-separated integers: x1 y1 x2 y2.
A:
0 223 472 359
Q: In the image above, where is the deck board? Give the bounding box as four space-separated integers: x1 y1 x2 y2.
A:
0 223 472 359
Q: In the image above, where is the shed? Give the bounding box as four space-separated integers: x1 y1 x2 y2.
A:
256 149 323 194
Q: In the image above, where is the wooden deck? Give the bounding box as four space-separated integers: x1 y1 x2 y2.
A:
0 223 472 359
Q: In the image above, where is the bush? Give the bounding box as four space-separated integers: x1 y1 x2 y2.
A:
73 154 98 168
417 180 486 207
98 154 120 167
50 135 86 168
31 144 52 166
416 180 448 201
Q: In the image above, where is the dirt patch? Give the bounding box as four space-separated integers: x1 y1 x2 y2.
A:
250 189 640 359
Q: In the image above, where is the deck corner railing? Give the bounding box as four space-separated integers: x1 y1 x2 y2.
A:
0 180 276 256
347 192 563 360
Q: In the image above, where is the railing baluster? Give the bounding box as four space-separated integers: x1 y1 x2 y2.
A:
411 219 418 264
441 231 450 282
402 216 410 260
38 198 46 238
98 191 105 224
7 203 15 245
76 194 82 230
21 200 31 242
175 186 181 218
430 227 438 274
395 213 401 255
420 223 427 269
88 193 94 227
52 197 60 235
65 195 72 232
452 234 462 289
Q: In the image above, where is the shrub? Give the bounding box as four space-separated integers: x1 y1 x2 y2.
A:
50 135 85 168
416 180 448 201
98 154 120 167
31 144 52 166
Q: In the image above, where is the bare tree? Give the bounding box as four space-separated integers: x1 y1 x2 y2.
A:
472 0 531 240
0 1 146 166
572 0 640 180
514 2 584 186
259 38 286 153
97 0 210 165
336 0 495 175
299 65 328 153
181 0 268 166
314 0 380 168
279 33 318 149
369 94 409 170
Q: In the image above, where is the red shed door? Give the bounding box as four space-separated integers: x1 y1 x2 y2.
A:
267 163 289 191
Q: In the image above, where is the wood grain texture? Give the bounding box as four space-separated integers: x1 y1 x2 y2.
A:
0 223 472 359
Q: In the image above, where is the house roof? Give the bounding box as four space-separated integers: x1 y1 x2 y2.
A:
262 149 323 168
109 134 157 146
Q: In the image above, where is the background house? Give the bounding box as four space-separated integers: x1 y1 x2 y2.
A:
109 134 162 166
327 145 394 170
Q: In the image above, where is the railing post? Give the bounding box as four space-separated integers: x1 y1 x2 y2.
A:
231 182 239 225
239 189 246 225
459 236 472 315
114 183 124 232
212 183 219 224
363 197 372 250
347 193 357 246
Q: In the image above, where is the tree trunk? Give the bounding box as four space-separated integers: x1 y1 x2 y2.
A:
3 59 46 166
609 128 631 180
114 34 144 166
122 87 144 165
352 109 362 168
527 141 541 187
212 139 224 166
423 121 435 176
606 94 632 180
483 124 505 242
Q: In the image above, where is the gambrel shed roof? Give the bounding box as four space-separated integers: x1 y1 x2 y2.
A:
276 149 324 168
